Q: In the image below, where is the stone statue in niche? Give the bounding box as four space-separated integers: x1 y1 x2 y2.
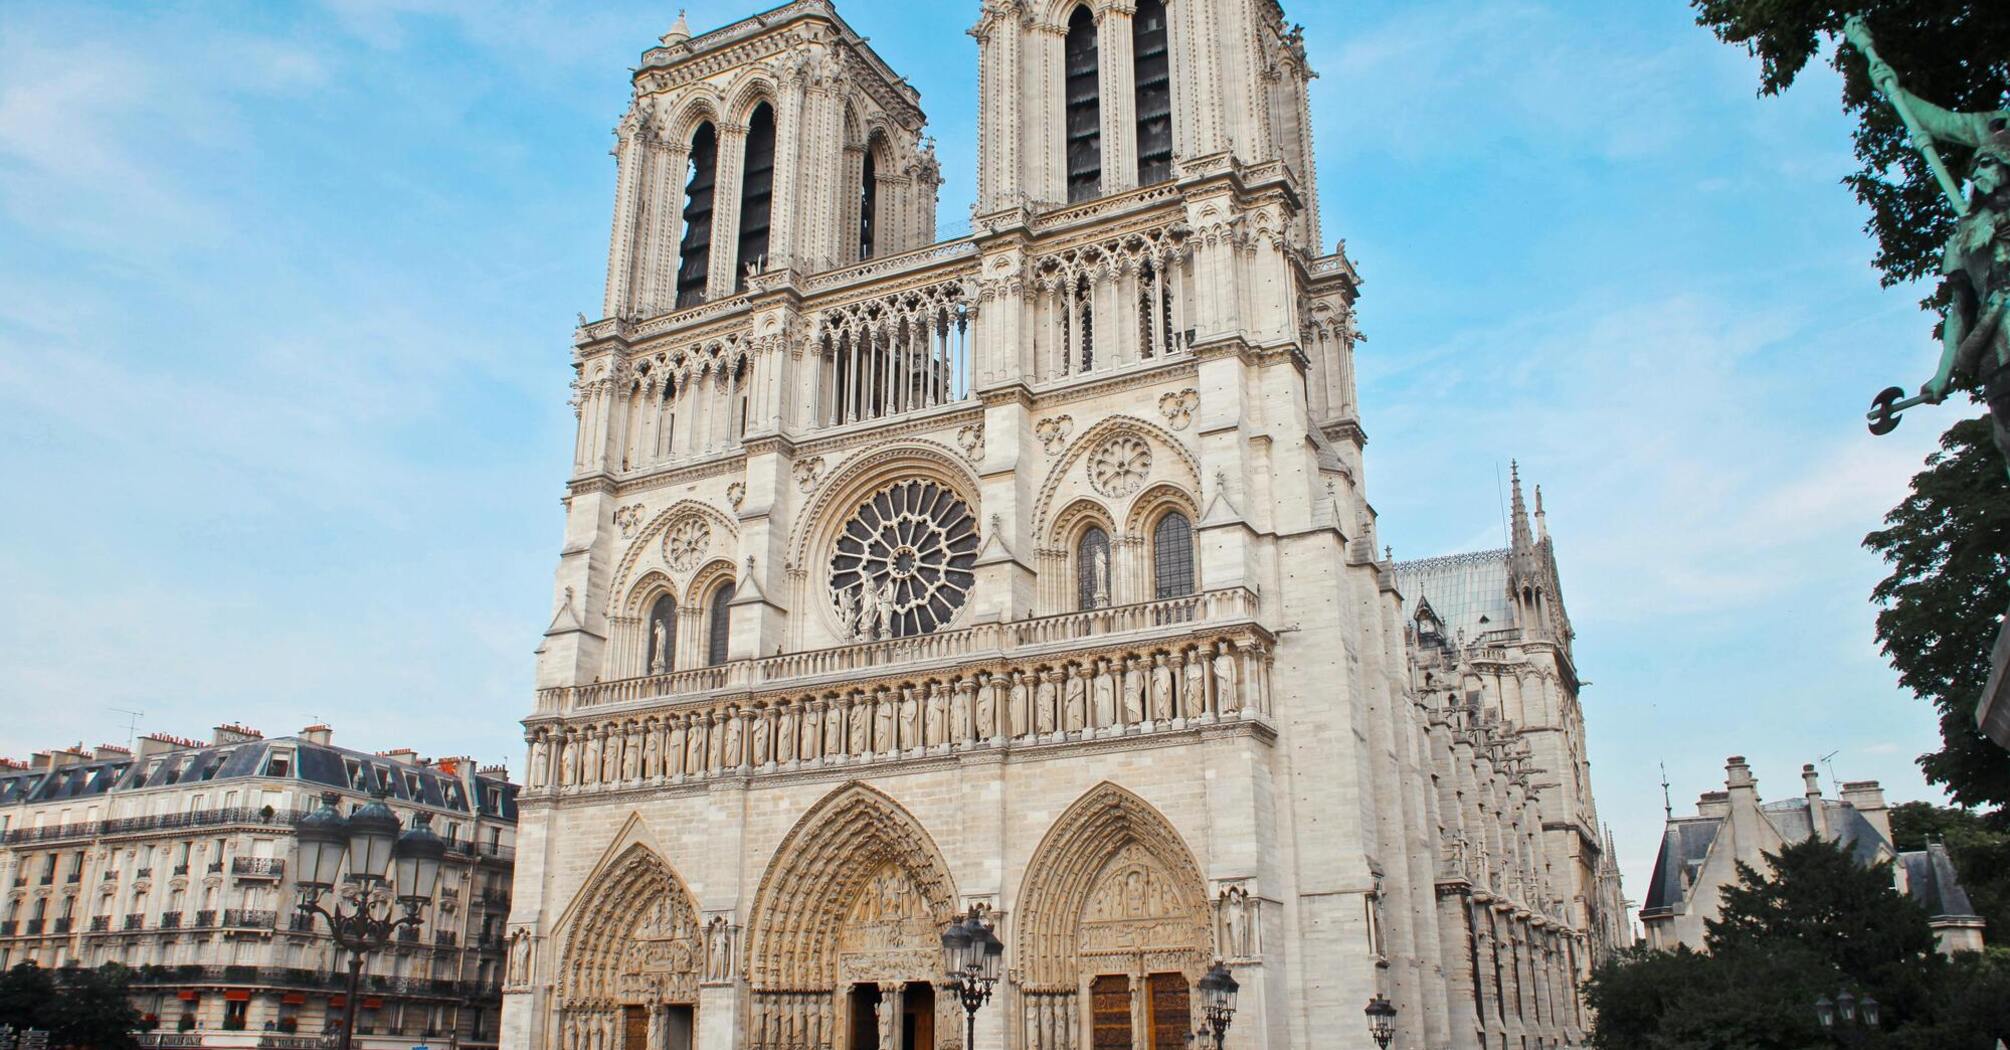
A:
899 686 920 750
686 721 706 773
1036 671 1059 734
641 729 659 778
1214 642 1241 714
1184 648 1208 717
1009 671 1031 737
827 704 846 756
528 740 548 789
650 619 669 674
506 927 532 985
974 677 997 740
666 722 685 776
1063 668 1088 732
849 699 869 754
874 691 896 753
622 733 640 780
1122 656 1146 724
558 737 576 786
723 714 744 768
1092 660 1116 727
751 712 771 765
583 734 603 784
927 682 949 746
957 679 978 741
1091 543 1111 608
1150 653 1175 722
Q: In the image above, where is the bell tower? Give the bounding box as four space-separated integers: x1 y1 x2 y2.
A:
602 5 943 321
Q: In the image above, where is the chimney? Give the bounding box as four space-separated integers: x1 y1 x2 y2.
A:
1724 755 1755 793
1697 790 1731 818
379 748 419 766
93 744 131 762
1802 763 1827 840
1840 780 1892 844
298 725 333 747
212 723 263 746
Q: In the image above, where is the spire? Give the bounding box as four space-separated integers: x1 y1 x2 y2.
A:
660 9 691 46
1508 460 1533 551
1533 484 1548 543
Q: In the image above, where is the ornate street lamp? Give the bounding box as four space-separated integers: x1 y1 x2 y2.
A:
1197 961 1237 1050
941 906 1003 1050
1364 994 1398 1050
1813 988 1880 1044
293 792 446 1050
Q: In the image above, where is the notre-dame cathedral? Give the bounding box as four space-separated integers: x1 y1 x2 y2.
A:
501 3 1630 1050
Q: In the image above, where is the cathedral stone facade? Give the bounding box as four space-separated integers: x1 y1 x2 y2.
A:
502 3 1626 1050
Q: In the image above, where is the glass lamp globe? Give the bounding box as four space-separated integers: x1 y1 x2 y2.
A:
392 812 446 905
294 793 349 890
345 795 401 883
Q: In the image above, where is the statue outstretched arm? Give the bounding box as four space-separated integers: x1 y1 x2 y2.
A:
1843 16 2004 212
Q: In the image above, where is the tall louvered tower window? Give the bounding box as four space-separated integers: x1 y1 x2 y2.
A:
735 103 776 289
858 147 879 260
674 123 718 309
1132 0 1173 185
1064 7 1101 203
707 583 735 665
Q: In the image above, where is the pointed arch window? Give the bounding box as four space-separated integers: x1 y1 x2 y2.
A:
675 123 718 309
1076 526 1112 610
735 103 776 290
858 146 879 261
1151 511 1194 600
1064 6 1102 203
1132 0 1173 185
646 594 677 675
706 583 735 665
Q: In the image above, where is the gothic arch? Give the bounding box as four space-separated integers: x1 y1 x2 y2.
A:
744 781 960 990
1032 414 1201 540
1050 495 1116 549
659 94 724 146
1123 482 1198 537
722 69 781 127
1012 782 1211 990
619 570 680 621
605 499 740 619
556 841 704 1009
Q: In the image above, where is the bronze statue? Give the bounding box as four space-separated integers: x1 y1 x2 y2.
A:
1847 17 2010 476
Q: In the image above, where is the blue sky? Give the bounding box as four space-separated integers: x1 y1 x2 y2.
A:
0 0 1962 909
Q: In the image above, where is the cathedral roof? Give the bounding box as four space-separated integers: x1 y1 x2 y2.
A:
1394 548 1515 643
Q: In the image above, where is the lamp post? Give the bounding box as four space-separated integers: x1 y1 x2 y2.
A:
1813 989 1880 1045
941 906 1003 1050
293 791 445 1050
1364 994 1397 1050
1196 961 1237 1050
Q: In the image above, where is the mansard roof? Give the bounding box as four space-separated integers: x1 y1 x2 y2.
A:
1899 843 1981 921
1640 817 1720 918
1394 548 1515 644
0 735 517 822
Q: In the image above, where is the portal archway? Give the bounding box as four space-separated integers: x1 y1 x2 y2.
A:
556 844 704 1050
745 783 962 1050
1013 783 1212 1050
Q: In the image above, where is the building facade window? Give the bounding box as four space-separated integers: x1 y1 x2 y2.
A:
1132 0 1173 185
735 103 776 289
858 146 878 261
707 584 735 665
1064 6 1102 203
675 123 719 309
1076 527 1112 610
1151 511 1194 599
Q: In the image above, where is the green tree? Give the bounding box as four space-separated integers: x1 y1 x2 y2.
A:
0 962 142 1050
1585 838 2010 1048
1863 417 2010 811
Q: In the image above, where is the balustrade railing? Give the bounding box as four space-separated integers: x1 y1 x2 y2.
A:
527 589 1272 794
806 274 975 430
232 856 284 878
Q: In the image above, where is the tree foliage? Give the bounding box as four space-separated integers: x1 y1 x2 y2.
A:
1587 837 2010 1049
1863 416 2010 810
0 962 142 1050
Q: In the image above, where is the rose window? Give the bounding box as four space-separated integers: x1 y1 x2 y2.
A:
1088 435 1152 498
829 480 979 639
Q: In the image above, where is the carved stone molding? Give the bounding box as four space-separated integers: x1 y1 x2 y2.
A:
956 421 985 462
1158 388 1198 431
613 504 646 537
1035 415 1073 455
1087 434 1151 498
794 456 826 493
663 516 713 573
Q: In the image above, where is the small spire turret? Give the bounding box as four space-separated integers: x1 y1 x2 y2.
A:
660 10 691 46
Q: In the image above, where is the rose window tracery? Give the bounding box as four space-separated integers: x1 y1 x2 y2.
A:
663 517 711 573
828 480 978 640
1088 435 1152 497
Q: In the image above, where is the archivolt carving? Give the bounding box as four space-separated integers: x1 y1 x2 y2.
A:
1032 414 1200 540
1012 782 1211 990
557 844 703 1009
784 442 979 580
1088 435 1151 498
663 515 713 573
744 782 959 991
606 499 741 618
